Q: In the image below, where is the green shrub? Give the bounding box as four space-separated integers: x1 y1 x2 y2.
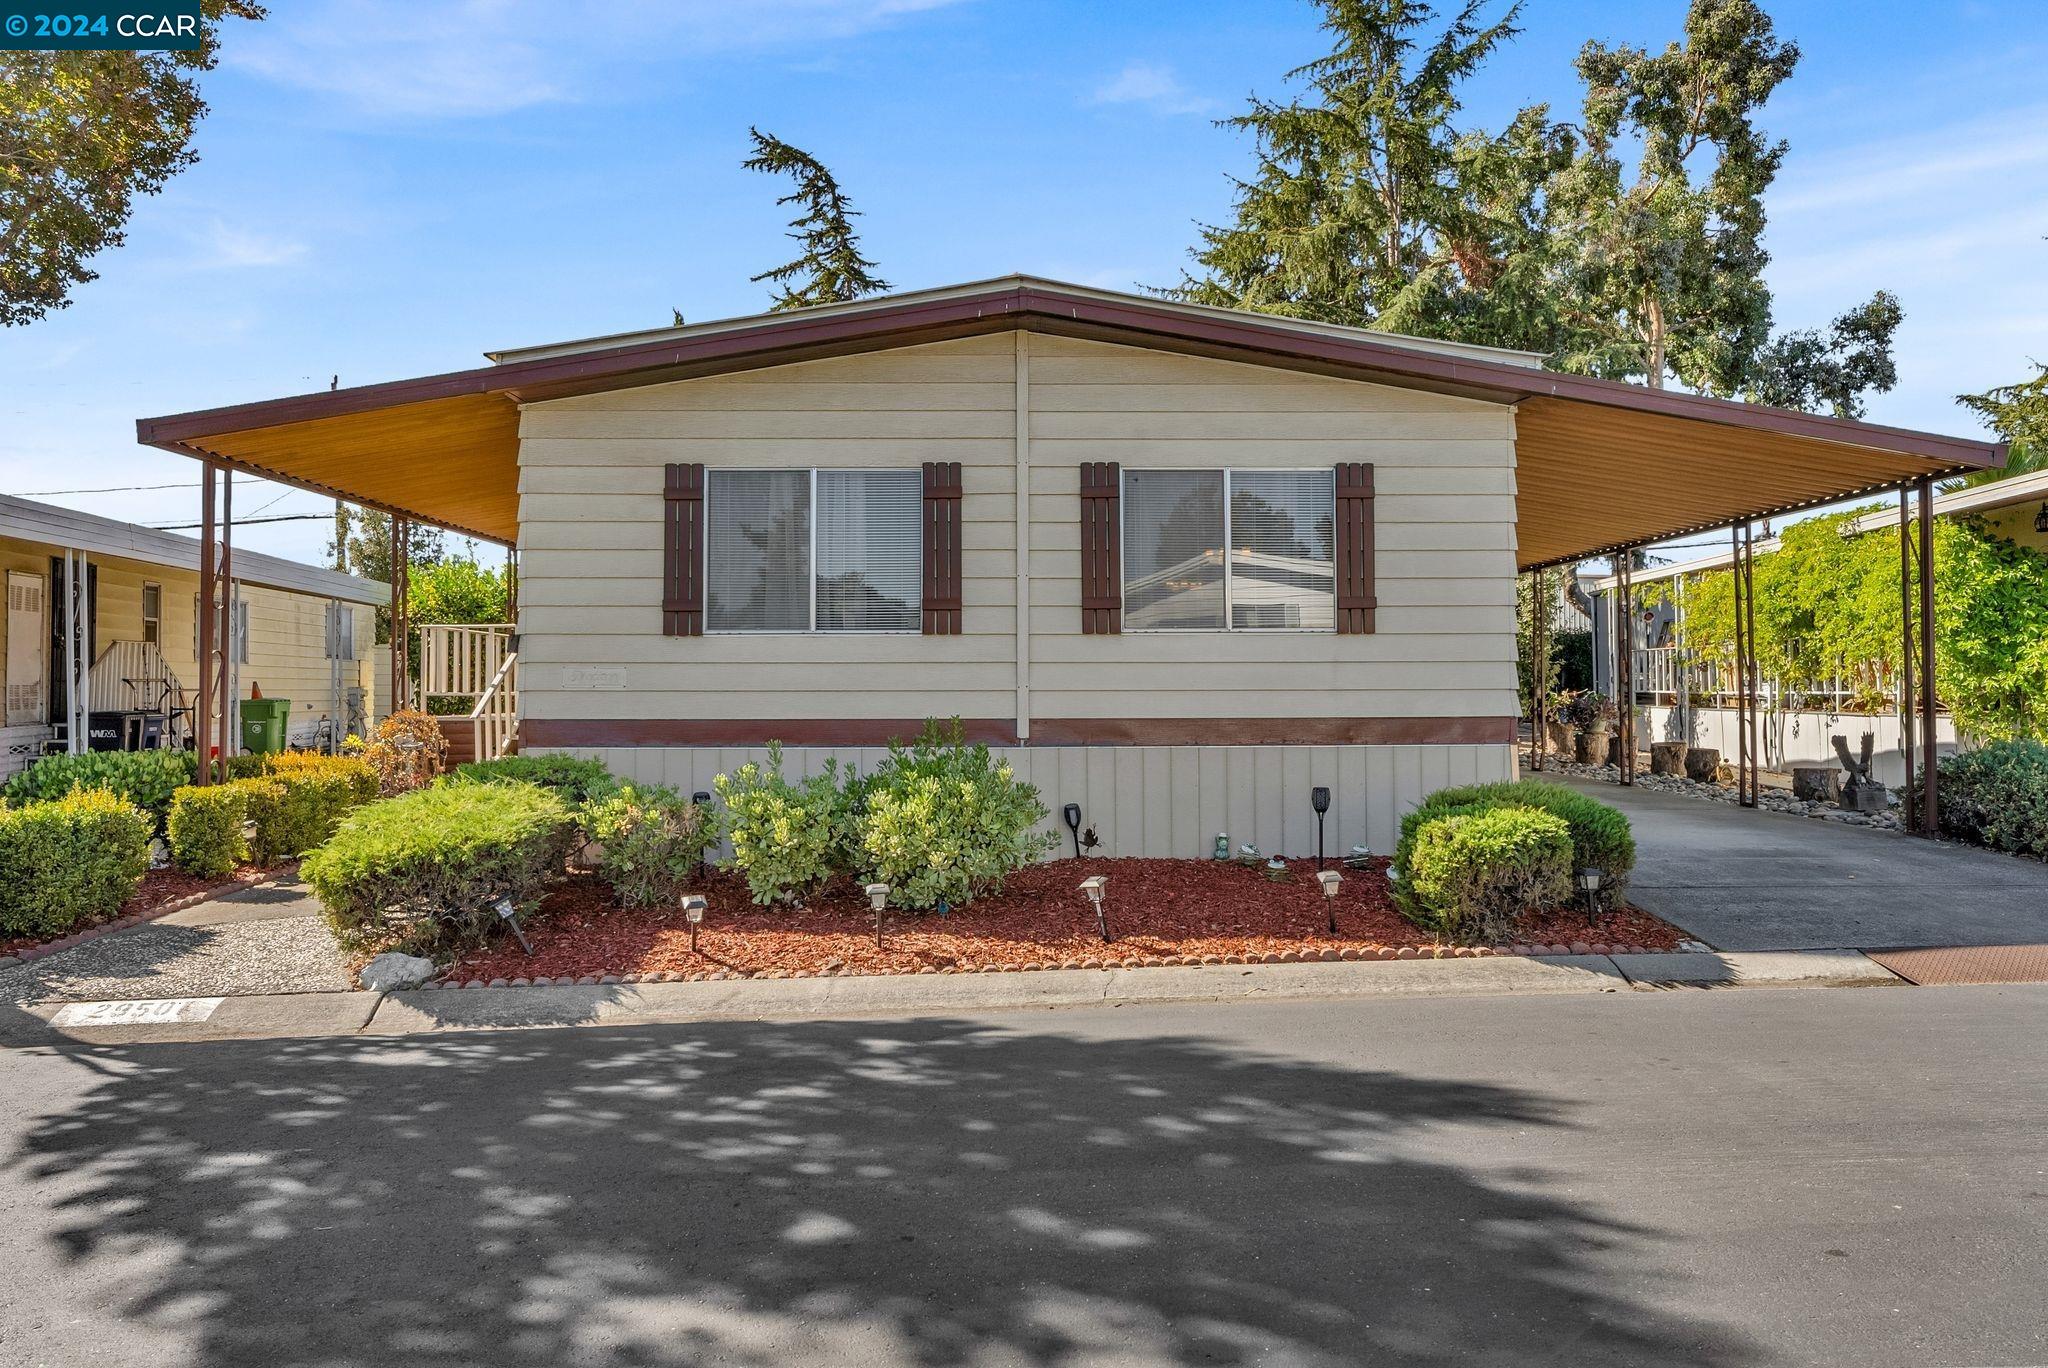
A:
1927 739 2048 857
1399 805 1573 942
1395 780 1634 909
856 735 1057 909
714 742 860 905
0 789 152 937
3 749 195 830
167 784 250 878
301 782 576 954
456 753 617 805
252 770 368 862
581 784 718 908
264 751 380 805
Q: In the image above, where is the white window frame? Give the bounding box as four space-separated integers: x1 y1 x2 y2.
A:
705 468 922 636
1119 467 1336 634
141 582 161 646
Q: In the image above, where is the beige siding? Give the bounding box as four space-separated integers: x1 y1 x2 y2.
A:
517 331 1519 729
566 742 1517 857
518 333 1021 724
0 536 375 762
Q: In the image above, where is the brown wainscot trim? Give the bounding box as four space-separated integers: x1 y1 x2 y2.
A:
520 718 1023 748
520 716 1517 748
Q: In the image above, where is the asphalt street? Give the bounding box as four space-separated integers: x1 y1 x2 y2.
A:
2 984 2044 1367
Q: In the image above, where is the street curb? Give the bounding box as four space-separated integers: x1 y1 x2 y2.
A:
0 864 301 968
419 939 1686 990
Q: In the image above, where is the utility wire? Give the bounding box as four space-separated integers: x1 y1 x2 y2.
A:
19 477 269 496
147 513 331 531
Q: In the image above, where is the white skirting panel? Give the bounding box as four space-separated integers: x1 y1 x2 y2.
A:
563 743 1518 859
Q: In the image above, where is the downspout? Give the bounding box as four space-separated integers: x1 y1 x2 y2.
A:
1014 332 1031 745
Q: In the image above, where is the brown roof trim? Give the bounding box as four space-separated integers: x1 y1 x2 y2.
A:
136 283 2003 471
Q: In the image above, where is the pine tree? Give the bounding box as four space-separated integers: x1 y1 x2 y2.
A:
1170 0 1568 351
743 129 889 311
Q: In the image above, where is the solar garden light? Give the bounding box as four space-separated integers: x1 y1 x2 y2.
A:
1576 867 1605 924
1062 803 1083 859
681 892 707 954
865 882 890 948
1316 869 1342 933
1310 786 1331 869
492 894 532 955
1078 874 1111 943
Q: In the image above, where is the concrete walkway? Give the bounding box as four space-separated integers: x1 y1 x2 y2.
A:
0 879 350 1007
1547 772 2048 951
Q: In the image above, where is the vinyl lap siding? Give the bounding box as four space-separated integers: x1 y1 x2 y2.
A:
517 334 1020 724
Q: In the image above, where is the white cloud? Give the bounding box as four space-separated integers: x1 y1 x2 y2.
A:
188 220 310 270
1088 60 1215 116
1773 103 2048 216
227 0 973 119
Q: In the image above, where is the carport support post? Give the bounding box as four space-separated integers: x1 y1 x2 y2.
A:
1616 554 1635 784
217 471 234 771
1898 486 1917 830
1917 476 1939 835
388 515 411 713
196 465 216 784
1529 570 1549 772
1731 523 1758 808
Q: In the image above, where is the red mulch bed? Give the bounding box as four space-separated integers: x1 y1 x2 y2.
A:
441 857 1684 984
0 862 290 960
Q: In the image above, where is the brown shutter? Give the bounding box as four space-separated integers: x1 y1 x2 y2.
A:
663 462 704 637
1335 462 1377 634
921 461 963 635
1080 461 1122 634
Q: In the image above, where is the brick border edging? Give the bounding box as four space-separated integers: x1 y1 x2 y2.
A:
0 864 302 968
422 940 1684 989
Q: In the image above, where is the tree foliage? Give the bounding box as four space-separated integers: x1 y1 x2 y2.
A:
1172 0 1570 351
408 556 510 628
743 128 888 311
1955 364 2048 487
0 1 264 326
1676 510 2048 742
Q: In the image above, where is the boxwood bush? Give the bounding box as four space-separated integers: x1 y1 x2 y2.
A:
456 753 617 805
581 784 717 908
302 782 576 954
1396 779 1634 909
1926 739 2048 858
167 784 250 878
856 736 1056 909
1398 805 1573 942
3 749 196 831
0 789 153 937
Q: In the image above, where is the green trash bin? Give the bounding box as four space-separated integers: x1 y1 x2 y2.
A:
239 698 293 755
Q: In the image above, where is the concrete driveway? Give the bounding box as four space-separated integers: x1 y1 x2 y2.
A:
1545 774 2048 951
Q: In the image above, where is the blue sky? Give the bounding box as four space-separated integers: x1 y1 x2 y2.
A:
4 0 2044 565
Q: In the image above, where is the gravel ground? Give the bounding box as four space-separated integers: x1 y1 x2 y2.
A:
0 916 352 1006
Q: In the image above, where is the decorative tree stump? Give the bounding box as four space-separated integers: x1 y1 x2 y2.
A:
1684 747 1722 783
1791 766 1842 803
1649 741 1688 776
1575 728 1609 765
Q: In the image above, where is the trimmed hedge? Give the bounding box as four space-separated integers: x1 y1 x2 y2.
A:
264 752 380 805
3 749 195 831
1396 780 1634 909
456 753 617 805
0 789 152 937
581 784 717 908
1400 805 1574 942
1927 739 2048 858
167 784 250 878
302 782 576 954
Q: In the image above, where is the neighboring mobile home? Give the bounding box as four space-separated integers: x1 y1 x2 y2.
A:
134 278 2001 853
0 493 385 777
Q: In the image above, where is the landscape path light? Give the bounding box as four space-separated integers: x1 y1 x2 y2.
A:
1311 787 1331 869
1316 869 1342 934
493 894 532 955
1078 874 1111 943
1576 867 1605 924
1063 803 1083 859
681 892 707 954
865 882 890 948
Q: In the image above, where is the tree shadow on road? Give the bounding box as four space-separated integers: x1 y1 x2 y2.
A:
9 1019 1760 1366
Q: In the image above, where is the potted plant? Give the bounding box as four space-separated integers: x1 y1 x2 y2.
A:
1561 690 1617 764
1542 690 1577 758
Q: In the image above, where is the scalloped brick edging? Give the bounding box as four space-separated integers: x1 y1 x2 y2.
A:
419 940 1687 990
0 868 299 969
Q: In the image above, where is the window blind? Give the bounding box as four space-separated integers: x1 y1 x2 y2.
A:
707 470 811 632
1123 470 1225 630
816 470 920 631
1229 469 1336 630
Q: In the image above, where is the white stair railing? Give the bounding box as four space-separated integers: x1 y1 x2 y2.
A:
468 649 518 763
